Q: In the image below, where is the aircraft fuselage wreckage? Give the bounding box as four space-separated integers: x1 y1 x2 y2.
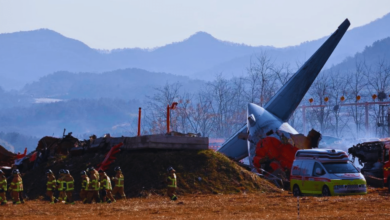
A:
218 19 350 184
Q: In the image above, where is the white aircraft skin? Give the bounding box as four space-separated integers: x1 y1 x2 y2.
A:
218 19 351 169
247 103 298 169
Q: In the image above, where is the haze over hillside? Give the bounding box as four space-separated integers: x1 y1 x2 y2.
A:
323 36 390 73
1 13 390 89
21 68 206 100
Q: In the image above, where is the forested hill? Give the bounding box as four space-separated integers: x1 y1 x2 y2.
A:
192 14 390 80
2 13 390 89
324 36 390 73
21 68 206 100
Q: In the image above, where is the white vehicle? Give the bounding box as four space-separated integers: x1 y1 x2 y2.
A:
290 149 367 196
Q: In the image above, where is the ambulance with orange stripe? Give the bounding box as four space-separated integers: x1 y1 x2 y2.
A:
290 149 367 196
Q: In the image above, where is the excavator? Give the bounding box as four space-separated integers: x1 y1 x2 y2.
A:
218 19 350 187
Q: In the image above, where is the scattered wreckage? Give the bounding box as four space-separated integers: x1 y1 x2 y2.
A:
1 130 207 174
348 140 390 189
0 131 122 174
218 19 350 189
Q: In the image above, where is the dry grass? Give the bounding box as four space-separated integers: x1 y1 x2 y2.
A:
2 187 390 219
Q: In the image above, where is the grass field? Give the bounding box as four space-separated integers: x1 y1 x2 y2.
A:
1 187 390 219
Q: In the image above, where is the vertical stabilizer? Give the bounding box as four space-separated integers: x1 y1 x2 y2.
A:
265 19 350 122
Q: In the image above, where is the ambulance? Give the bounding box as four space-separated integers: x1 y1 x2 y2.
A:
290 149 367 196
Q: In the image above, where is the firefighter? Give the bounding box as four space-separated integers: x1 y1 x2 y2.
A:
99 170 116 203
111 166 126 199
0 170 7 205
85 167 100 204
57 169 67 203
9 169 24 204
64 170 75 204
46 169 57 204
166 167 177 201
80 171 89 203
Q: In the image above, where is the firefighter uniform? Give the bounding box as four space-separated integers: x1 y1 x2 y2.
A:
64 171 75 204
167 167 177 201
0 170 7 205
80 171 89 202
46 170 57 204
112 167 126 199
9 169 24 204
99 171 115 203
57 170 67 203
85 168 100 203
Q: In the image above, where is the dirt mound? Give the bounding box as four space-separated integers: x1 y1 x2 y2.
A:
22 149 279 199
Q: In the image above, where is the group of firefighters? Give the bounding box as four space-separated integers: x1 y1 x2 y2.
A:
45 166 127 204
0 165 178 205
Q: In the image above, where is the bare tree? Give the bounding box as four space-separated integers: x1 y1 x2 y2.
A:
189 92 215 136
347 61 368 137
308 73 331 134
207 74 237 137
145 82 182 134
328 70 349 137
244 52 278 106
364 58 390 137
273 62 295 85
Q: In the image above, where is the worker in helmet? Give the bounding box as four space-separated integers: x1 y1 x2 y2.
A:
9 169 24 204
166 167 177 201
111 166 126 199
80 171 89 203
57 169 67 203
0 170 7 205
85 167 100 204
99 170 115 203
46 169 57 204
64 170 75 204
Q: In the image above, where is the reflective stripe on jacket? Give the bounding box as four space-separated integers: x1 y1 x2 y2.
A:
64 174 74 191
81 176 89 190
167 174 177 188
46 180 57 191
57 177 65 191
100 175 112 190
0 176 7 191
66 180 74 191
11 175 23 192
47 175 56 191
88 173 100 191
113 173 124 187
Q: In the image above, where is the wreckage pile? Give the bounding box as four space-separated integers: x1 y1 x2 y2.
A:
23 149 279 199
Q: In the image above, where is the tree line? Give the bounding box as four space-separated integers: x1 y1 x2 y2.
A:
142 53 390 140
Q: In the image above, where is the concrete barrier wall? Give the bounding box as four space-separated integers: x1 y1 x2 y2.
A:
90 135 209 151
122 135 209 150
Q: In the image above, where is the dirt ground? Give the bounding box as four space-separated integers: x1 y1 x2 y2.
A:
1 187 390 220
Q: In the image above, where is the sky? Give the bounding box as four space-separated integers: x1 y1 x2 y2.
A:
0 0 389 50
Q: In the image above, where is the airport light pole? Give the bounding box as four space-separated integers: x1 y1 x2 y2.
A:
167 102 178 133
138 107 141 136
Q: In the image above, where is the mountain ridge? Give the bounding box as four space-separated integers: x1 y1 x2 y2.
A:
1 13 390 89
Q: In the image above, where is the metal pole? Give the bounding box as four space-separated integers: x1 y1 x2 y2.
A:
167 105 170 133
365 102 369 135
388 108 390 138
137 107 141 136
302 106 306 135
297 196 300 219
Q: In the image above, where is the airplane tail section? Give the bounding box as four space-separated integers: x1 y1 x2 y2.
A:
265 19 350 122
218 19 350 161
217 125 248 160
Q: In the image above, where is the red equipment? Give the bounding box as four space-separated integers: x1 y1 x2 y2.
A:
253 137 300 175
97 142 123 171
